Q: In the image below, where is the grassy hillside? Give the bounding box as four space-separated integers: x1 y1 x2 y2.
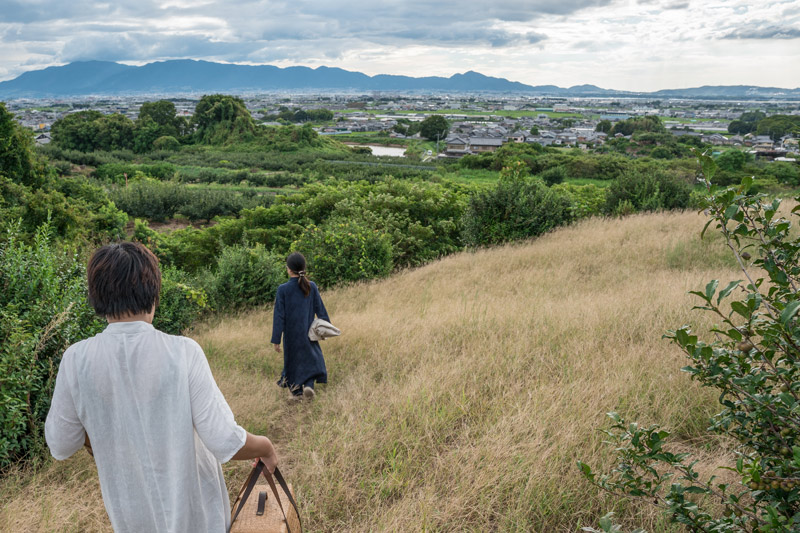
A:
1 210 743 532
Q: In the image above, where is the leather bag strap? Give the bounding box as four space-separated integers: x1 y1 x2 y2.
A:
228 461 266 532
264 465 303 533
228 461 303 533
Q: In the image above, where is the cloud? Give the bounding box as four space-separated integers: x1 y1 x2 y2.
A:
722 24 800 39
637 0 689 8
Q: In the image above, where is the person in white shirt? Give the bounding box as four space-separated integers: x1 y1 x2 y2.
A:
45 242 277 533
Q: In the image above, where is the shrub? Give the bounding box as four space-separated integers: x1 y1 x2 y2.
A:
0 223 104 469
93 162 176 183
293 219 394 289
580 153 800 532
539 165 567 186
461 175 574 246
205 245 286 310
154 267 208 334
551 183 607 219
604 169 692 214
152 136 181 151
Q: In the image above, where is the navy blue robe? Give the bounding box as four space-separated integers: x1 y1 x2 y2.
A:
271 278 330 392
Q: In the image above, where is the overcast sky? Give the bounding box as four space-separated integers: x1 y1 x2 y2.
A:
1 0 798 91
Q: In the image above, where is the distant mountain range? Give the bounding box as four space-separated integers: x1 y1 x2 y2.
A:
1 60 799 99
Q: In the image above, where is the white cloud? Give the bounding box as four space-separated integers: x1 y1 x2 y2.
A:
0 0 798 91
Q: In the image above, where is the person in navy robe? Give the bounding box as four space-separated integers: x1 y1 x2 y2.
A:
271 252 330 400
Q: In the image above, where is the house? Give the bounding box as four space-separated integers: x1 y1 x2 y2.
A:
702 133 731 145
445 136 470 152
468 137 504 152
508 132 526 143
35 133 51 145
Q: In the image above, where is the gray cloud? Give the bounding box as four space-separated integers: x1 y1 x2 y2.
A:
722 24 800 39
637 0 689 8
2 0 577 68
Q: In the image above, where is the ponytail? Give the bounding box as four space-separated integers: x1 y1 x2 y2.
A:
297 274 311 297
286 252 311 297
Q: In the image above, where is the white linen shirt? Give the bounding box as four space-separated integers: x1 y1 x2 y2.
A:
45 321 247 533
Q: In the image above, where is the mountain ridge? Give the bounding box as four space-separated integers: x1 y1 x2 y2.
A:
1 60 799 99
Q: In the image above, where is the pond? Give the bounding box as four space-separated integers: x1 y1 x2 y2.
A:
351 144 407 157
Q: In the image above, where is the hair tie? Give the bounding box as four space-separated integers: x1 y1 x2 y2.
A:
297 270 306 277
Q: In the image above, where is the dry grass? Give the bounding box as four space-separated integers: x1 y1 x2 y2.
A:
1 210 745 532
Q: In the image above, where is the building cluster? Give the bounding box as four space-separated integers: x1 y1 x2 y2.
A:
6 94 799 160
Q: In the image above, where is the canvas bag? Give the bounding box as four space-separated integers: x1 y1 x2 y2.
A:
228 460 302 533
308 318 341 342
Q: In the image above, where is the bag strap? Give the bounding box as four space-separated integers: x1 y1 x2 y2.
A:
228 461 303 533
264 465 303 533
228 461 266 533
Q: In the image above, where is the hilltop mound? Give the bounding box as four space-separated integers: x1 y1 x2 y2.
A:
1 210 741 531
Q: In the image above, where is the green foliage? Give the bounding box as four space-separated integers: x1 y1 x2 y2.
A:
93 162 176 183
293 218 394 288
551 183 608 218
109 180 272 222
604 169 692 214
580 153 800 532
461 172 574 246
539 165 567 186
152 136 181 151
204 245 286 310
728 111 766 135
138 100 187 139
716 150 753 172
271 107 334 123
153 267 209 334
596 120 612 134
419 115 450 141
132 116 162 153
193 94 255 145
51 111 135 152
0 102 48 188
756 115 800 142
0 223 104 468
763 163 800 186
610 116 666 137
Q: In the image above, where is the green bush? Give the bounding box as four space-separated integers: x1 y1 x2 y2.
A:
461 175 574 246
539 165 567 186
93 162 176 183
0 223 104 468
293 219 394 288
154 267 209 334
152 136 181 151
604 169 692 214
551 183 607 218
204 245 286 310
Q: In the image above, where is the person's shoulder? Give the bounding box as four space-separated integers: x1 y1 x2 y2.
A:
310 280 319 291
153 328 204 353
61 331 102 361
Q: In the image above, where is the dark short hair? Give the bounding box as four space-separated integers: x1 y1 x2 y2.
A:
87 242 161 319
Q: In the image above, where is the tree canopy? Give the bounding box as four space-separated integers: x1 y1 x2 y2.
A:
419 115 450 141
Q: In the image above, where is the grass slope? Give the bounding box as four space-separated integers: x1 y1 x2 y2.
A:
1 210 742 532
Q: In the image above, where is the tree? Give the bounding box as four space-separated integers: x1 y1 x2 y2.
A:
192 94 255 144
0 102 45 188
716 149 752 172
530 125 540 136
610 116 666 137
51 110 104 152
138 101 178 135
596 120 612 133
96 113 134 151
419 115 450 142
133 116 162 153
